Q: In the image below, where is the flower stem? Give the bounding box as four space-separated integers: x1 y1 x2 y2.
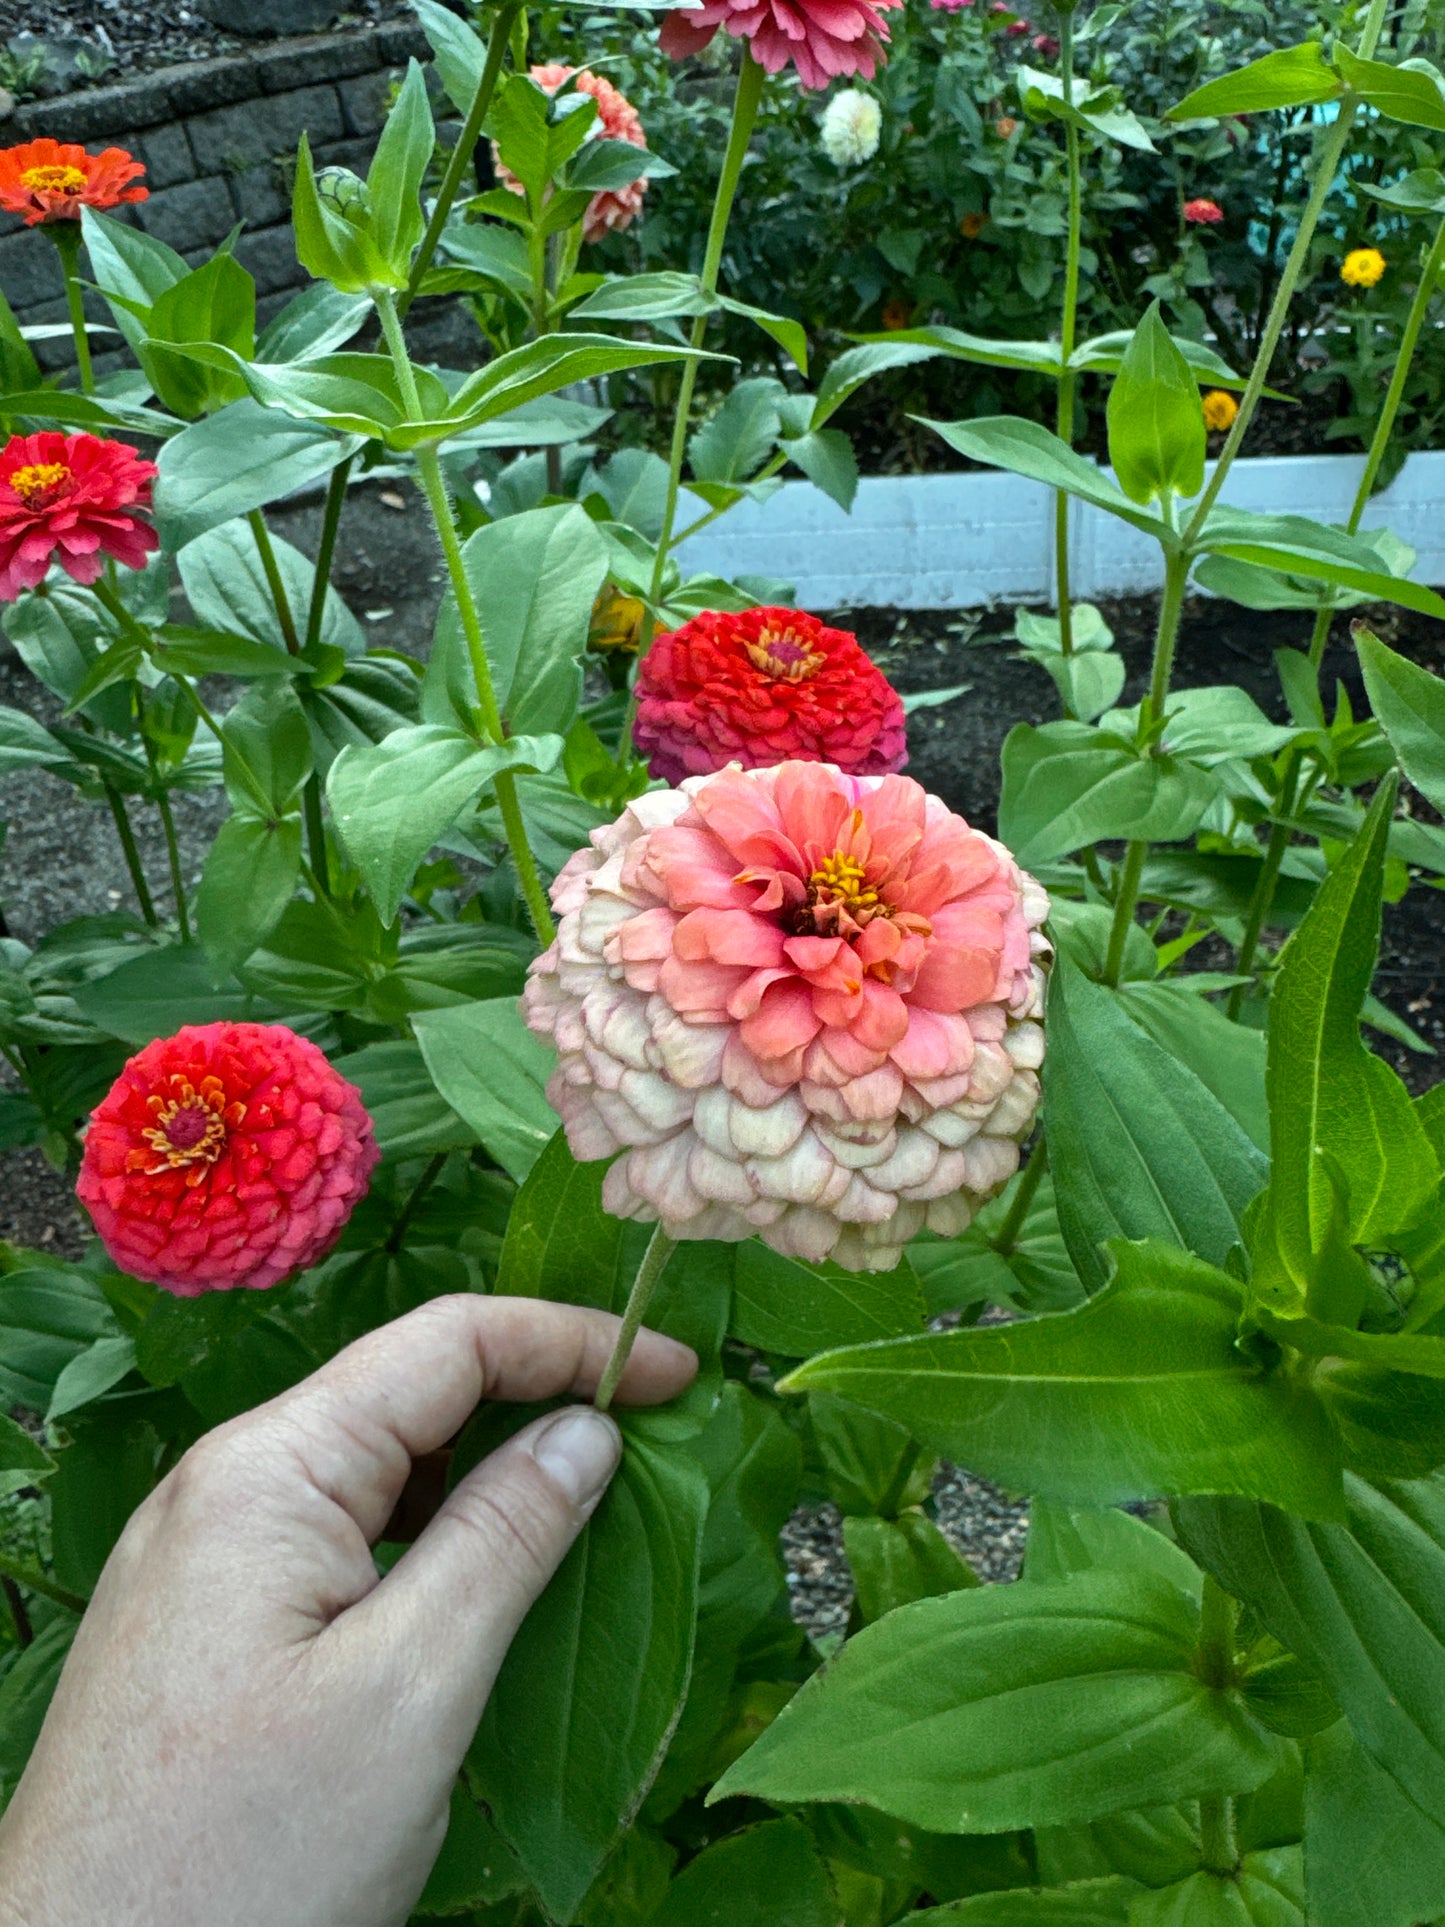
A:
1305 204 1445 670
640 52 765 642
1225 754 1303 1021
51 223 93 396
991 1139 1048 1255
0 1549 86 1616
386 1151 447 1253
1180 0 1391 548
1103 838 1147 987
399 0 523 321
156 788 190 940
374 287 555 945
247 511 299 653
0 1574 32 1646
1054 12 1082 664
102 779 157 926
595 1226 677 1414
877 1438 925 1519
1198 1796 1238 1877
306 455 352 652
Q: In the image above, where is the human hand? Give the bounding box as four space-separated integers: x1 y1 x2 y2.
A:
0 1295 697 1927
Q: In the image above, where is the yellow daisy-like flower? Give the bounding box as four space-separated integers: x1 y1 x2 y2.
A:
1201 389 1238 433
1341 247 1386 288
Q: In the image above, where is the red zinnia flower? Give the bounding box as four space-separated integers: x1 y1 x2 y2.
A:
0 138 147 225
659 0 904 92
633 606 907 784
1184 197 1223 224
77 1023 379 1297
0 431 159 600
496 66 649 244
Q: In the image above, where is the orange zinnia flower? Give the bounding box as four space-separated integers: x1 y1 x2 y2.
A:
0 138 147 226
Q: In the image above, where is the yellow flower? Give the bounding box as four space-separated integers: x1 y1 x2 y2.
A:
589 586 648 655
1341 246 1386 288
1201 389 1238 433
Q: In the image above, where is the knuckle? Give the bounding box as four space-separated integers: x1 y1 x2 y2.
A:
446 1473 560 1583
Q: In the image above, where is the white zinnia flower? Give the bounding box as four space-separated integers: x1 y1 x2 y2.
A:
819 89 882 168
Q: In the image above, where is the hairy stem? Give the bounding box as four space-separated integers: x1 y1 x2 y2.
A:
247 511 299 653
399 0 523 320
1054 12 1083 664
877 1439 925 1520
0 1550 86 1617
1180 0 1391 547
595 1226 677 1414
374 289 555 944
306 455 352 652
992 1139 1048 1255
632 50 766 721
156 789 190 940
386 1151 448 1253
102 780 157 926
52 224 93 395
1306 205 1445 669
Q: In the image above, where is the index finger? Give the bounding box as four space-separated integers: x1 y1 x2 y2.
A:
233 1295 697 1541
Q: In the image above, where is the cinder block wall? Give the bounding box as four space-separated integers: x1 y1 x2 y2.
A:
0 22 473 374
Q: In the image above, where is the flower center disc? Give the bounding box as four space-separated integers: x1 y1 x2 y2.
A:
745 623 827 683
20 164 87 194
141 1074 242 1177
9 461 72 509
803 848 888 932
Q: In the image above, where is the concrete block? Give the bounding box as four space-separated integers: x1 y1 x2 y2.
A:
134 176 240 253
136 120 196 190
188 82 343 172
233 224 306 295
250 30 381 91
164 56 264 119
193 0 338 34
338 67 393 136
0 227 65 311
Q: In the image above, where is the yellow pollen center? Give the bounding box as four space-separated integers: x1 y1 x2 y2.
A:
141 1074 243 1177
9 461 71 507
808 851 882 919
745 623 827 683
20 163 87 194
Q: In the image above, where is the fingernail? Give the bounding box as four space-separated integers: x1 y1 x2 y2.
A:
530 1407 622 1511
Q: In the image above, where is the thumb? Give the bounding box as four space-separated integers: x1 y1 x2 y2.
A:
341 1405 622 1728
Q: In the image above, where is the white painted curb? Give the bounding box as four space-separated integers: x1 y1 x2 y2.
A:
675 450 1445 611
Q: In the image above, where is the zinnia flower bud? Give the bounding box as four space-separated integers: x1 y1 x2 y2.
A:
1183 197 1223 225
523 762 1049 1272
633 607 907 784
660 0 904 92
0 138 147 225
820 89 883 167
994 116 1019 138
77 1023 379 1297
1341 246 1386 288
1201 389 1238 433
495 66 649 243
0 431 158 601
959 211 988 239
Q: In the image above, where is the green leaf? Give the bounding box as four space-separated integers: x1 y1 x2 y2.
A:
1357 624 1445 813
650 1819 835 1927
908 1168 1083 1319
856 325 1063 378
690 377 784 486
255 283 370 362
781 1241 1343 1519
923 418 1170 538
0 1618 78 1801
140 250 255 419
1176 1470 1445 1831
1015 66 1156 149
810 1391 933 1517
1335 47 1445 131
0 1408 56 1499
1117 979 1268 1150
44 1336 138 1424
1304 1721 1445 1927
731 1242 927 1354
194 809 303 976
1106 303 1206 506
1102 686 1299 767
332 1039 476 1160
0 706 70 776
49 1410 160 1594
180 520 363 660
1130 1850 1305 1925
1251 777 1437 1313
444 335 716 445
326 725 564 926
905 1881 1143 1923
155 400 361 552
413 0 486 114
469 1423 708 1920
1169 44 1341 119
845 1510 981 1622
412 998 557 1183
148 626 297 680
0 1268 120 1410
368 60 433 280
711 1570 1286 1829
715 296 809 374
73 943 277 1045
421 504 609 738
999 721 1217 866
570 271 713 323
1197 510 1445 622
79 205 187 349
1044 962 1269 1293
1024 1499 1202 1597
813 341 947 427
416 1781 524 1916
779 426 858 511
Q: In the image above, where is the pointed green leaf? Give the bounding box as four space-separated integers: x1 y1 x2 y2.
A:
1169 44 1341 119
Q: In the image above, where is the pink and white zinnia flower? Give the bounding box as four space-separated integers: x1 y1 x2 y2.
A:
524 762 1049 1272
